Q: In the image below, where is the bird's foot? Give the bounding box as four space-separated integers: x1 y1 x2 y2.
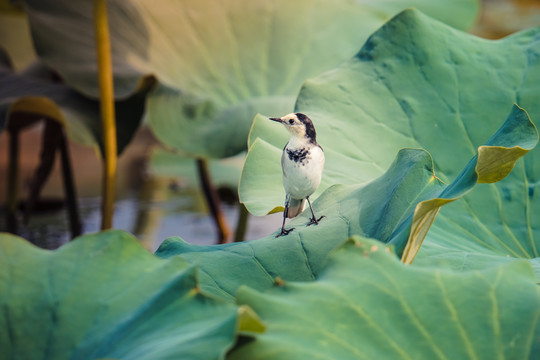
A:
276 227 294 237
307 215 325 226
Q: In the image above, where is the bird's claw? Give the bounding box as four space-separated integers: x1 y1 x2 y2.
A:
307 215 325 226
276 227 294 237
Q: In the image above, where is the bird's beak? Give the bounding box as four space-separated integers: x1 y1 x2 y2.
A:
269 117 283 123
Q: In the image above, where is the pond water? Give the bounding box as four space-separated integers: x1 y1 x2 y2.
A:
12 194 283 251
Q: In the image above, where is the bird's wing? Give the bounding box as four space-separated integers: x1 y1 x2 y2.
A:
287 198 305 218
281 144 288 177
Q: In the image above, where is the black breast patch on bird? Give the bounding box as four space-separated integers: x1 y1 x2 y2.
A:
287 147 309 164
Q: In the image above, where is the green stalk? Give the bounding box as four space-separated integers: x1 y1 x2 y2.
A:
94 0 117 230
234 203 249 242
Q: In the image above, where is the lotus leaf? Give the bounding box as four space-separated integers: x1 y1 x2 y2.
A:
230 237 540 359
0 230 253 359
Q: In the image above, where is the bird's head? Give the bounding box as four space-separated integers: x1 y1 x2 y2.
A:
269 113 317 142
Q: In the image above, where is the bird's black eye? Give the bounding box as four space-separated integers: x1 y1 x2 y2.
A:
288 119 294 125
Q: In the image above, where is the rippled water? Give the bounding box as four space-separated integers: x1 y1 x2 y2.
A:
9 191 282 251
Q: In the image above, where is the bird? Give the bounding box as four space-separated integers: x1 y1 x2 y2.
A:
269 113 325 237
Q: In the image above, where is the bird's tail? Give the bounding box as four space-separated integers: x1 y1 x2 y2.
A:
286 198 306 218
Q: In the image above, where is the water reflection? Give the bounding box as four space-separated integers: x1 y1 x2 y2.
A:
13 183 282 251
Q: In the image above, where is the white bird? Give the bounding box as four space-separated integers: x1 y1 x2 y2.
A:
269 113 325 237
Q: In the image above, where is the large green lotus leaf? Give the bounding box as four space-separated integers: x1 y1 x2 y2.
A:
0 230 246 359
24 0 478 158
241 9 540 213
295 11 540 183
0 64 155 154
229 237 540 359
157 104 537 301
240 9 540 271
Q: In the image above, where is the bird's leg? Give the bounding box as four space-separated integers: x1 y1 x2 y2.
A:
306 196 324 226
276 195 294 237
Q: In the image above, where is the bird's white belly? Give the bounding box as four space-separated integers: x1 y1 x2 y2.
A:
282 146 324 200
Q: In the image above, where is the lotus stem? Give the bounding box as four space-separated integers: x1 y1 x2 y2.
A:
196 158 232 244
58 129 82 238
94 0 117 230
234 203 249 242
